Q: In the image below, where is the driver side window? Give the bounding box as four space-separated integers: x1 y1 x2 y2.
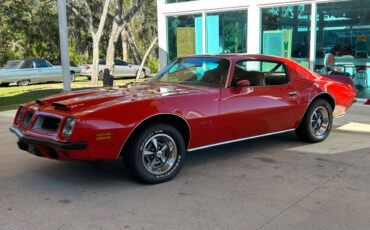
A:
232 60 290 87
35 60 50 68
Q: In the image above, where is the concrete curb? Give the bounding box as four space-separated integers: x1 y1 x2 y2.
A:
355 98 368 103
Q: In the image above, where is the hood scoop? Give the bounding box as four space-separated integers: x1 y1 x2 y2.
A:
36 90 97 107
51 94 123 110
52 103 69 110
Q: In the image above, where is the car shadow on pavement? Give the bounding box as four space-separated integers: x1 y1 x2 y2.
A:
184 132 302 167
20 132 305 187
18 159 137 190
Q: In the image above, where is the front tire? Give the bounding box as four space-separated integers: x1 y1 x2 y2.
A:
296 99 333 143
124 123 186 184
17 80 30 86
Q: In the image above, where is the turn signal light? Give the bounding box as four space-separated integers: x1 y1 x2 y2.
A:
16 107 24 123
62 116 76 140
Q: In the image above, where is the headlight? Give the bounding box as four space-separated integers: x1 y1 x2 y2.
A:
16 107 24 123
62 116 76 140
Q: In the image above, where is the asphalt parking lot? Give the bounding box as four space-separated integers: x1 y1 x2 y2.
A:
1 103 370 230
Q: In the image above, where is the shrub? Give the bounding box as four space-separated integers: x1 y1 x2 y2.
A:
146 58 159 74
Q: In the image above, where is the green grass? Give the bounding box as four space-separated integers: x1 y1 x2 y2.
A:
0 75 153 112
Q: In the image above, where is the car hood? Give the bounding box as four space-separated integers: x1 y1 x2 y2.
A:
34 82 210 112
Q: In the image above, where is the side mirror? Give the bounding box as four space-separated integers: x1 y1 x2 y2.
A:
236 80 250 91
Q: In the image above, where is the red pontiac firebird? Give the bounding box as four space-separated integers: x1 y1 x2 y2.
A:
10 54 356 183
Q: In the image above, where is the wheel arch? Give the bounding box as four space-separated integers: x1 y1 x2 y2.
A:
297 92 335 128
311 92 335 111
118 113 191 158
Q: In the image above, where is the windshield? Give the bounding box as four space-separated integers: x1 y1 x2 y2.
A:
3 60 24 69
151 57 230 88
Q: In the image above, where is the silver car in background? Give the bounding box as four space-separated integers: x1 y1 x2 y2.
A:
79 59 151 80
0 58 81 87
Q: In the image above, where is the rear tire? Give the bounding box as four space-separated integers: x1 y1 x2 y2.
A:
17 80 30 86
87 76 91 80
70 72 76 82
137 70 146 79
124 123 186 184
295 99 333 143
98 71 104 80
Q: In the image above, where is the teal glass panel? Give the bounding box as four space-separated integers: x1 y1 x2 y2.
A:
206 15 220 54
206 10 248 54
195 16 203 54
167 14 203 62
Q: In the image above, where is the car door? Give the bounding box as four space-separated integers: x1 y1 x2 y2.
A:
218 60 302 143
35 60 58 82
16 60 38 83
127 62 138 76
114 60 130 77
45 60 62 81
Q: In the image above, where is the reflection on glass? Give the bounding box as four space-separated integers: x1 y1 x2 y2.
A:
315 0 370 94
316 0 370 59
152 57 230 88
206 10 248 54
261 5 311 68
167 15 203 62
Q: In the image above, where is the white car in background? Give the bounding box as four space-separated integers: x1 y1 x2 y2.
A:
79 59 151 80
0 58 80 87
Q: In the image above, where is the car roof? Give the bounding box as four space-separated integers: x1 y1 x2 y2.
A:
11 58 46 62
179 53 294 63
99 59 126 61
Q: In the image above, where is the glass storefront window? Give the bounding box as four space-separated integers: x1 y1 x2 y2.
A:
167 14 203 62
261 5 311 68
206 10 248 54
315 0 370 96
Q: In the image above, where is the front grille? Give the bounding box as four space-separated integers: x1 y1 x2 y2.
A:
33 116 61 133
22 111 33 127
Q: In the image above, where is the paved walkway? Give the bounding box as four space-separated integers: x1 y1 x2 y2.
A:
1 104 370 230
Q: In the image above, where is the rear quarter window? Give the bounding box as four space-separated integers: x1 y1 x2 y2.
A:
232 60 290 87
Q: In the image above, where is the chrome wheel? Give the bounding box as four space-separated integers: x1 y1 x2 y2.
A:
142 134 177 175
98 71 104 80
310 106 330 136
70 72 76 82
17 80 30 86
138 70 146 79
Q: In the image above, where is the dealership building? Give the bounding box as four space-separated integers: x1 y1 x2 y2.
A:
156 0 370 98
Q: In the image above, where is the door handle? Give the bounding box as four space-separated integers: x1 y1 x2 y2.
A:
288 91 297 96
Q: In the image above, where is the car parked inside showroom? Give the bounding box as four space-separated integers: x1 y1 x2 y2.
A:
79 59 151 80
10 54 356 183
0 58 80 86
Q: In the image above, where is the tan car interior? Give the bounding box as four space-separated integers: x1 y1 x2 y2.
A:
231 66 265 87
231 63 289 87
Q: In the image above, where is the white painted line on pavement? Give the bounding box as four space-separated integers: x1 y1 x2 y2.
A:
337 122 370 133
